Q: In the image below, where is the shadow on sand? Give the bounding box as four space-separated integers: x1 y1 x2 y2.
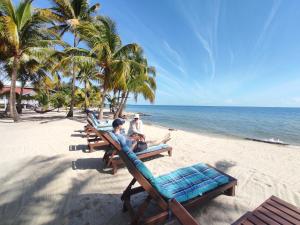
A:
0 155 243 225
214 160 237 173
0 155 132 225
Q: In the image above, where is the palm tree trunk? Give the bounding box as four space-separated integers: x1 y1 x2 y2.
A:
118 91 129 117
99 88 107 120
9 56 19 122
84 80 88 112
114 91 126 119
67 74 75 117
116 89 121 106
67 34 79 117
17 81 25 114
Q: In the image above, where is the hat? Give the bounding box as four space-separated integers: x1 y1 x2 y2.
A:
134 114 140 119
112 118 125 128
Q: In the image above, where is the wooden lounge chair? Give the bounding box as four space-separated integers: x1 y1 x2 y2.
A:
104 132 237 224
95 129 173 175
84 113 112 139
232 195 300 225
86 116 113 152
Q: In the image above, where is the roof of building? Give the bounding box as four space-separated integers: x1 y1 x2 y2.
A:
0 86 36 96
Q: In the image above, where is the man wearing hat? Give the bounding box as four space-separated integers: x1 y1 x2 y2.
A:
112 117 171 153
128 114 145 140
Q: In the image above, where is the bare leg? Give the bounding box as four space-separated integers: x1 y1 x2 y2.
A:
146 133 171 146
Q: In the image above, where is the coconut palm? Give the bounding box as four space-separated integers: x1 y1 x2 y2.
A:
76 63 99 111
47 0 100 117
76 16 143 119
115 49 157 118
0 0 62 121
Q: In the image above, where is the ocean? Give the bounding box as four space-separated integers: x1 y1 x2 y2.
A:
126 105 300 146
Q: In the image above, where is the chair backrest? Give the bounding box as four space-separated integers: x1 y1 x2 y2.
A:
88 113 100 126
99 130 168 209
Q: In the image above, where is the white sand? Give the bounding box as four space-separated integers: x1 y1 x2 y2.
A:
0 110 299 225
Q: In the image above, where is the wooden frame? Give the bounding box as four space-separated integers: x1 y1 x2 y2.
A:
95 129 173 175
232 195 300 225
83 118 111 152
116 146 237 225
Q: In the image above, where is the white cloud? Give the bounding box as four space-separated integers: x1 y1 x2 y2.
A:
161 41 187 76
255 0 281 50
195 32 216 80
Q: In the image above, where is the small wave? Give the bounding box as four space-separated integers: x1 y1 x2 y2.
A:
245 137 289 145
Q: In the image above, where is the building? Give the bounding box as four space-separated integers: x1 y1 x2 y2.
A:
0 85 38 110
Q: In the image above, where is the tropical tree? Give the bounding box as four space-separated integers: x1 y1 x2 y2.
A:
76 16 143 120
48 0 100 117
106 93 117 113
0 0 62 121
50 91 65 111
76 63 99 111
114 49 157 118
4 56 49 113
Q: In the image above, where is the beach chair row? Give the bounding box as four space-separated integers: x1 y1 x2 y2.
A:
81 113 300 225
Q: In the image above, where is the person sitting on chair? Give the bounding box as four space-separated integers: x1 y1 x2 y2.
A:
112 118 171 153
128 114 145 141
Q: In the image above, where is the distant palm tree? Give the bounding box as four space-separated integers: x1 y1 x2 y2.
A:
76 16 143 119
47 0 100 117
0 0 61 121
5 57 48 113
76 63 99 111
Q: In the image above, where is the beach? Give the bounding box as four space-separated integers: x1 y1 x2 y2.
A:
0 110 300 225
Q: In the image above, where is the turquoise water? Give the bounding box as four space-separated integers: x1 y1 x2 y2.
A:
126 105 300 146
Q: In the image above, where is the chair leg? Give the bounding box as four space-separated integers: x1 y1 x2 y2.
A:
224 185 235 196
88 143 95 152
168 149 172 156
131 195 152 225
112 162 118 174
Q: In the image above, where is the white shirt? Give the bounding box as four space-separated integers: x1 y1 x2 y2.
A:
128 119 143 136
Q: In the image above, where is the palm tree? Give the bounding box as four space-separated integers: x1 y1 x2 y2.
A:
4 52 51 113
76 16 143 120
115 50 157 118
48 0 100 117
0 0 61 121
76 63 99 111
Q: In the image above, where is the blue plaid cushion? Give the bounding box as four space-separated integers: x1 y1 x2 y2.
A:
121 145 155 181
90 114 112 128
96 126 113 132
107 131 155 181
107 131 121 144
135 144 169 155
152 163 229 202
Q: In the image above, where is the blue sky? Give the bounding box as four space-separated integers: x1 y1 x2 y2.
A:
32 0 300 107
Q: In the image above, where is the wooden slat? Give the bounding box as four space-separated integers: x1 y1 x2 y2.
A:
241 220 255 225
263 202 297 224
259 205 293 225
253 211 281 225
269 197 300 220
267 199 300 222
270 196 300 214
232 196 300 225
246 214 265 225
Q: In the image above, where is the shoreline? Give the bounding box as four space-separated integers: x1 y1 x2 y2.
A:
126 111 299 148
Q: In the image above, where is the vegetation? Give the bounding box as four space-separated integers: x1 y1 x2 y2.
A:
0 0 157 122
